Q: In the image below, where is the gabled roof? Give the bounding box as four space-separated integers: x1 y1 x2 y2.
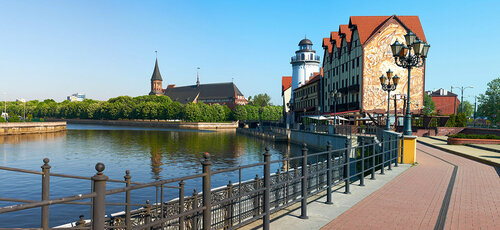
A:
151 58 163 81
339 25 352 43
330 32 341 48
322 38 332 54
282 76 292 92
164 82 244 104
348 15 427 45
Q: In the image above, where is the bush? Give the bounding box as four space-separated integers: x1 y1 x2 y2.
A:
449 133 500 140
0 117 6 122
8 114 21 122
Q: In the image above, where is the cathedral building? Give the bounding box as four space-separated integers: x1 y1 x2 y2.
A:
321 15 427 118
148 59 248 109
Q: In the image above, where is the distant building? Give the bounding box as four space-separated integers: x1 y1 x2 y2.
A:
282 76 292 113
428 88 459 115
321 15 427 120
293 72 322 122
16 98 26 103
148 58 247 109
67 93 85 102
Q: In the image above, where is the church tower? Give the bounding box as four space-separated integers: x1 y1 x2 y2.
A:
149 58 164 95
290 38 321 95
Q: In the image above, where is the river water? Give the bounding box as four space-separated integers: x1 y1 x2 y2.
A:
0 124 308 228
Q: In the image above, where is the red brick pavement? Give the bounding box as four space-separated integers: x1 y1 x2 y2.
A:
322 143 500 230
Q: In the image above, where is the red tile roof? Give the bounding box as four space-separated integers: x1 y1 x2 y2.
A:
330 32 341 48
339 25 352 43
348 15 427 45
322 37 332 54
282 76 292 92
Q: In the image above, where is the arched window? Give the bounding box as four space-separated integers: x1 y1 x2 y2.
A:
310 54 313 60
301 54 305 60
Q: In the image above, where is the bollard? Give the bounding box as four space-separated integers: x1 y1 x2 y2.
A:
326 141 333 204
41 158 51 230
92 162 108 230
192 189 199 230
124 170 132 230
371 140 376 180
202 152 212 230
300 143 309 219
344 139 351 194
380 137 385 175
253 174 260 217
225 181 234 229
179 181 185 230
360 139 365 186
76 215 85 227
262 147 271 230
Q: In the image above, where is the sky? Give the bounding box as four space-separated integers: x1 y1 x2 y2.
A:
0 0 498 105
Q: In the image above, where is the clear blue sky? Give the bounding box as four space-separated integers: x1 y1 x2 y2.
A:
0 0 498 105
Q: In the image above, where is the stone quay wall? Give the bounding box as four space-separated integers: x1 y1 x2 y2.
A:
49 119 238 130
0 122 67 135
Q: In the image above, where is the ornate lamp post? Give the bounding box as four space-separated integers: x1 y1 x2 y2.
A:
379 70 400 130
390 31 430 135
329 90 342 125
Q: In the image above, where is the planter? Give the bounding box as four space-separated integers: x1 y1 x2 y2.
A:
447 138 500 145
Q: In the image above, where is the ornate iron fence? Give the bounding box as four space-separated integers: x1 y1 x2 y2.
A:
0 130 403 230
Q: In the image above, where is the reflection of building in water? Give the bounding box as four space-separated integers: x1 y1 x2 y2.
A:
150 149 163 180
0 131 66 144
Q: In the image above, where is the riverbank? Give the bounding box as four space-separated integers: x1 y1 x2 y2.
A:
0 122 66 135
47 119 238 130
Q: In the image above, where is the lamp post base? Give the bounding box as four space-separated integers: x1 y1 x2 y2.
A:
402 113 412 136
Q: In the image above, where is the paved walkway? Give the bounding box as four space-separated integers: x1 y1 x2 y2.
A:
418 136 500 166
322 143 500 230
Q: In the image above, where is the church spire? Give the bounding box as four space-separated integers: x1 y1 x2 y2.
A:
196 67 200 87
151 58 163 81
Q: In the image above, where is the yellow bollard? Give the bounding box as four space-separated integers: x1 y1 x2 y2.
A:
399 136 417 164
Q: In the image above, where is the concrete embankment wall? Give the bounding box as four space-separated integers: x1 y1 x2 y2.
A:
0 122 67 135
48 119 238 130
289 130 349 150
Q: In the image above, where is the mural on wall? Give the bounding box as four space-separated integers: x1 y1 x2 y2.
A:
362 22 424 113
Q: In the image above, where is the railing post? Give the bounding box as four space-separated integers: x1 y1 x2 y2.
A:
179 180 185 230
192 189 199 230
92 162 108 230
145 200 151 227
41 158 51 230
263 147 271 230
380 137 385 175
326 141 333 204
360 139 365 186
300 143 308 219
388 136 393 171
371 139 376 180
202 152 212 230
395 135 399 167
400 134 404 164
253 174 260 217
275 169 280 208
124 170 131 230
344 139 351 194
225 180 233 229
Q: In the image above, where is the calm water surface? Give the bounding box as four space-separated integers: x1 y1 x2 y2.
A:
0 124 308 228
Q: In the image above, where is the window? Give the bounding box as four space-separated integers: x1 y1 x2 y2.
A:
357 57 360 67
352 60 355 69
301 54 305 60
310 54 313 60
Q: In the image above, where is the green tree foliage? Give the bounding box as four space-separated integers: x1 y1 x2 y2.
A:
477 77 500 125
231 106 247 121
248 93 272 107
455 113 467 127
457 101 474 118
423 94 436 115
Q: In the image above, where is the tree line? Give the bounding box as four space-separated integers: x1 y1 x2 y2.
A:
0 95 283 122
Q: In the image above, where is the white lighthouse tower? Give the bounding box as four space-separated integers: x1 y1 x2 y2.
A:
290 38 321 95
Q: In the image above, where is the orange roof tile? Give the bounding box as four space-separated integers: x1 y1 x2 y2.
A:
330 31 341 49
282 76 292 92
349 15 427 45
339 25 352 43
322 37 332 54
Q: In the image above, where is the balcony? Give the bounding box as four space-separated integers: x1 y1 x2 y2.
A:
291 55 321 63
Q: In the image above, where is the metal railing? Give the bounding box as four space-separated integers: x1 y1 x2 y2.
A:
294 124 382 137
0 131 403 230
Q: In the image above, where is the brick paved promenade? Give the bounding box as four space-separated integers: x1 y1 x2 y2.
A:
322 143 500 230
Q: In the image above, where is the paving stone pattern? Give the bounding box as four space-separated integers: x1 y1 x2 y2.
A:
322 143 500 230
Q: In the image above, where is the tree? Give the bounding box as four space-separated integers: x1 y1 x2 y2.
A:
477 77 500 125
231 106 247 121
457 101 473 118
249 93 272 107
423 94 436 115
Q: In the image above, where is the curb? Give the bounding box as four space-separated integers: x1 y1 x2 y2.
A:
417 140 500 168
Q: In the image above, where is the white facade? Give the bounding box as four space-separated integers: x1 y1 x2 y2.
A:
290 40 321 99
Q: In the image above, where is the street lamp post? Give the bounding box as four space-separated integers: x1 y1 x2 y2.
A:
379 70 400 130
451 86 473 113
329 90 342 126
390 31 430 135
